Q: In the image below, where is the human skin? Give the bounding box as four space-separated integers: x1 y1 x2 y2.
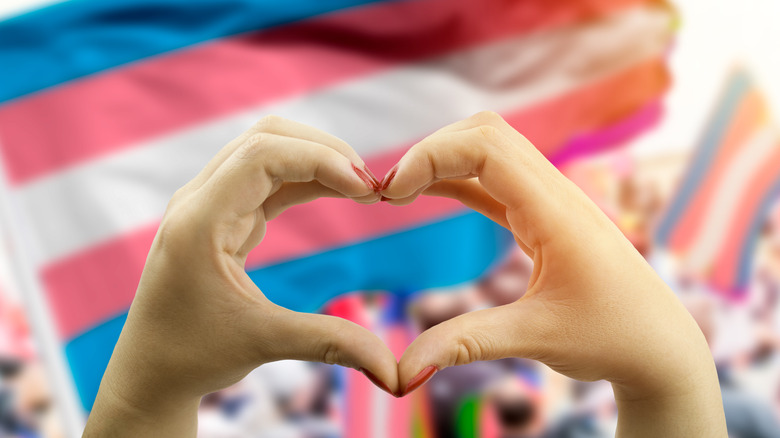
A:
84 113 726 437
383 112 727 436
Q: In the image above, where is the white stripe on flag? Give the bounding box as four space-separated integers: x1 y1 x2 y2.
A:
684 127 779 274
11 5 671 267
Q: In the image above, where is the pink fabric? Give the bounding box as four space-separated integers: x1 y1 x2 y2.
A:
0 0 642 185
41 57 668 341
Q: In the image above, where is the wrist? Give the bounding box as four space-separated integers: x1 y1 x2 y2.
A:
84 335 203 437
85 372 201 437
612 382 726 437
608 301 727 436
610 346 727 437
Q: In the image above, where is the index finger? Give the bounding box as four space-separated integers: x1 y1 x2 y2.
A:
381 116 581 249
203 133 375 217
190 115 379 191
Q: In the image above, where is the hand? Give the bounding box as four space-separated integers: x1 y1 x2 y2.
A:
382 112 727 436
84 116 399 437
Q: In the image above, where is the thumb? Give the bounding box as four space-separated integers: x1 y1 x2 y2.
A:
397 300 550 397
262 307 400 396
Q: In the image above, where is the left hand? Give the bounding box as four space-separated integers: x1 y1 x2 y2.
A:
84 116 399 437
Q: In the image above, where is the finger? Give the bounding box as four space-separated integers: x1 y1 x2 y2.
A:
203 133 375 217
397 300 552 397
423 179 510 229
265 308 401 397
262 181 379 221
192 115 380 191
381 125 567 249
262 182 345 221
380 185 428 206
422 180 535 258
428 111 539 156
382 174 473 206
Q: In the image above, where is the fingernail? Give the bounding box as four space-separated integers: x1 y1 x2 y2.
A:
352 163 376 190
379 165 399 191
363 165 380 189
401 365 438 397
359 368 394 396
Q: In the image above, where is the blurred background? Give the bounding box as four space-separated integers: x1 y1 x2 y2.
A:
0 0 779 436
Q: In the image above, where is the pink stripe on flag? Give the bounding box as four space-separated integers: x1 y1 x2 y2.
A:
43 152 465 340
42 224 158 341
0 0 644 185
509 57 668 157
711 143 780 293
667 91 766 253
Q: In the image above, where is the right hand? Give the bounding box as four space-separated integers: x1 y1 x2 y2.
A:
380 112 727 436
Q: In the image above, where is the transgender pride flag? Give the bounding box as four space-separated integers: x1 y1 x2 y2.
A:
0 0 675 431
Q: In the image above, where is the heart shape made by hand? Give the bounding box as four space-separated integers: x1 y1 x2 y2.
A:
99 113 721 428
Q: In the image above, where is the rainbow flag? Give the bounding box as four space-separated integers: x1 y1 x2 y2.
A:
0 0 675 425
655 70 780 298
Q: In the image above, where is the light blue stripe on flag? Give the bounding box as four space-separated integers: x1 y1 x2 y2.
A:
0 0 388 103
65 211 514 410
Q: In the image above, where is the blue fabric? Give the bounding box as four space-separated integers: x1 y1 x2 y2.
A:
65 210 514 410
0 0 389 103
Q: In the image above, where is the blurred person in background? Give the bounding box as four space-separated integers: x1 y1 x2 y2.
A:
0 357 23 436
198 361 339 438
543 381 617 438
0 359 62 438
411 251 537 436
485 374 544 438
410 248 546 437
735 211 780 418
682 290 780 438
615 175 662 258
0 279 62 437
11 364 63 438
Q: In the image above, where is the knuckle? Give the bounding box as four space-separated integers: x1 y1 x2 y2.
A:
454 334 484 366
477 124 501 141
472 110 504 125
237 133 271 159
316 318 350 366
156 190 219 259
155 212 195 257
321 342 341 366
167 185 189 207
254 114 283 131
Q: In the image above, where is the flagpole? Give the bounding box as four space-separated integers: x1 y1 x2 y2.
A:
0 160 84 437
